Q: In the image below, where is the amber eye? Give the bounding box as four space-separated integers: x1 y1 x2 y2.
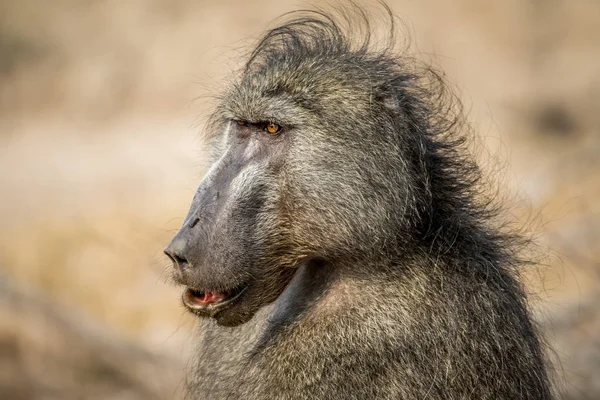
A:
265 122 281 134
236 120 247 126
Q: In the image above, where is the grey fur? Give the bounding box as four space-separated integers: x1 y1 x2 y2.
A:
165 4 554 399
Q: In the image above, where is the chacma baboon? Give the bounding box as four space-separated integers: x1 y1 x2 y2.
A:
164 4 553 399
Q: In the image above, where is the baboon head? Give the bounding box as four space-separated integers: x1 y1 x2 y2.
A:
165 11 429 326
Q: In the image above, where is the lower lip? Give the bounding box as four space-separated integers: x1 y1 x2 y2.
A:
182 285 248 317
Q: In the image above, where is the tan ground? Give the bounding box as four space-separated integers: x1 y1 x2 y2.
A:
1 0 599 398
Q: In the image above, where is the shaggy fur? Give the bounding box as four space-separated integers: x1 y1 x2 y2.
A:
166 4 553 399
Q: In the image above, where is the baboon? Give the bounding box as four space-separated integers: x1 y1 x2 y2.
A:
164 5 553 399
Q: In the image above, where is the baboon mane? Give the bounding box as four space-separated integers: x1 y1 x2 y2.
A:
243 5 523 270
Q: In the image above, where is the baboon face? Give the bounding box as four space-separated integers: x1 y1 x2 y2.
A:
165 54 414 326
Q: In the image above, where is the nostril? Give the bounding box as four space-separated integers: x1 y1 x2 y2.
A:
164 249 190 270
165 236 191 270
173 253 188 268
164 250 175 264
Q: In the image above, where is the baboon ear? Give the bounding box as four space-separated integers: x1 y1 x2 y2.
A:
374 86 402 112
381 95 401 111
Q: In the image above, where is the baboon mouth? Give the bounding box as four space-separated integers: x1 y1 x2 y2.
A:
182 284 248 317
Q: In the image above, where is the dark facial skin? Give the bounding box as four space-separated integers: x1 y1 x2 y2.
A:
164 119 299 326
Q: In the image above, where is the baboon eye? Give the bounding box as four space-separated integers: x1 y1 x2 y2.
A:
236 120 248 126
265 122 281 134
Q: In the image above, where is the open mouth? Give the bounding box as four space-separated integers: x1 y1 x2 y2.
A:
182 284 248 317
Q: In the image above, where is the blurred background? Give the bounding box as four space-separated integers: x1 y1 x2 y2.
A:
0 0 598 398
